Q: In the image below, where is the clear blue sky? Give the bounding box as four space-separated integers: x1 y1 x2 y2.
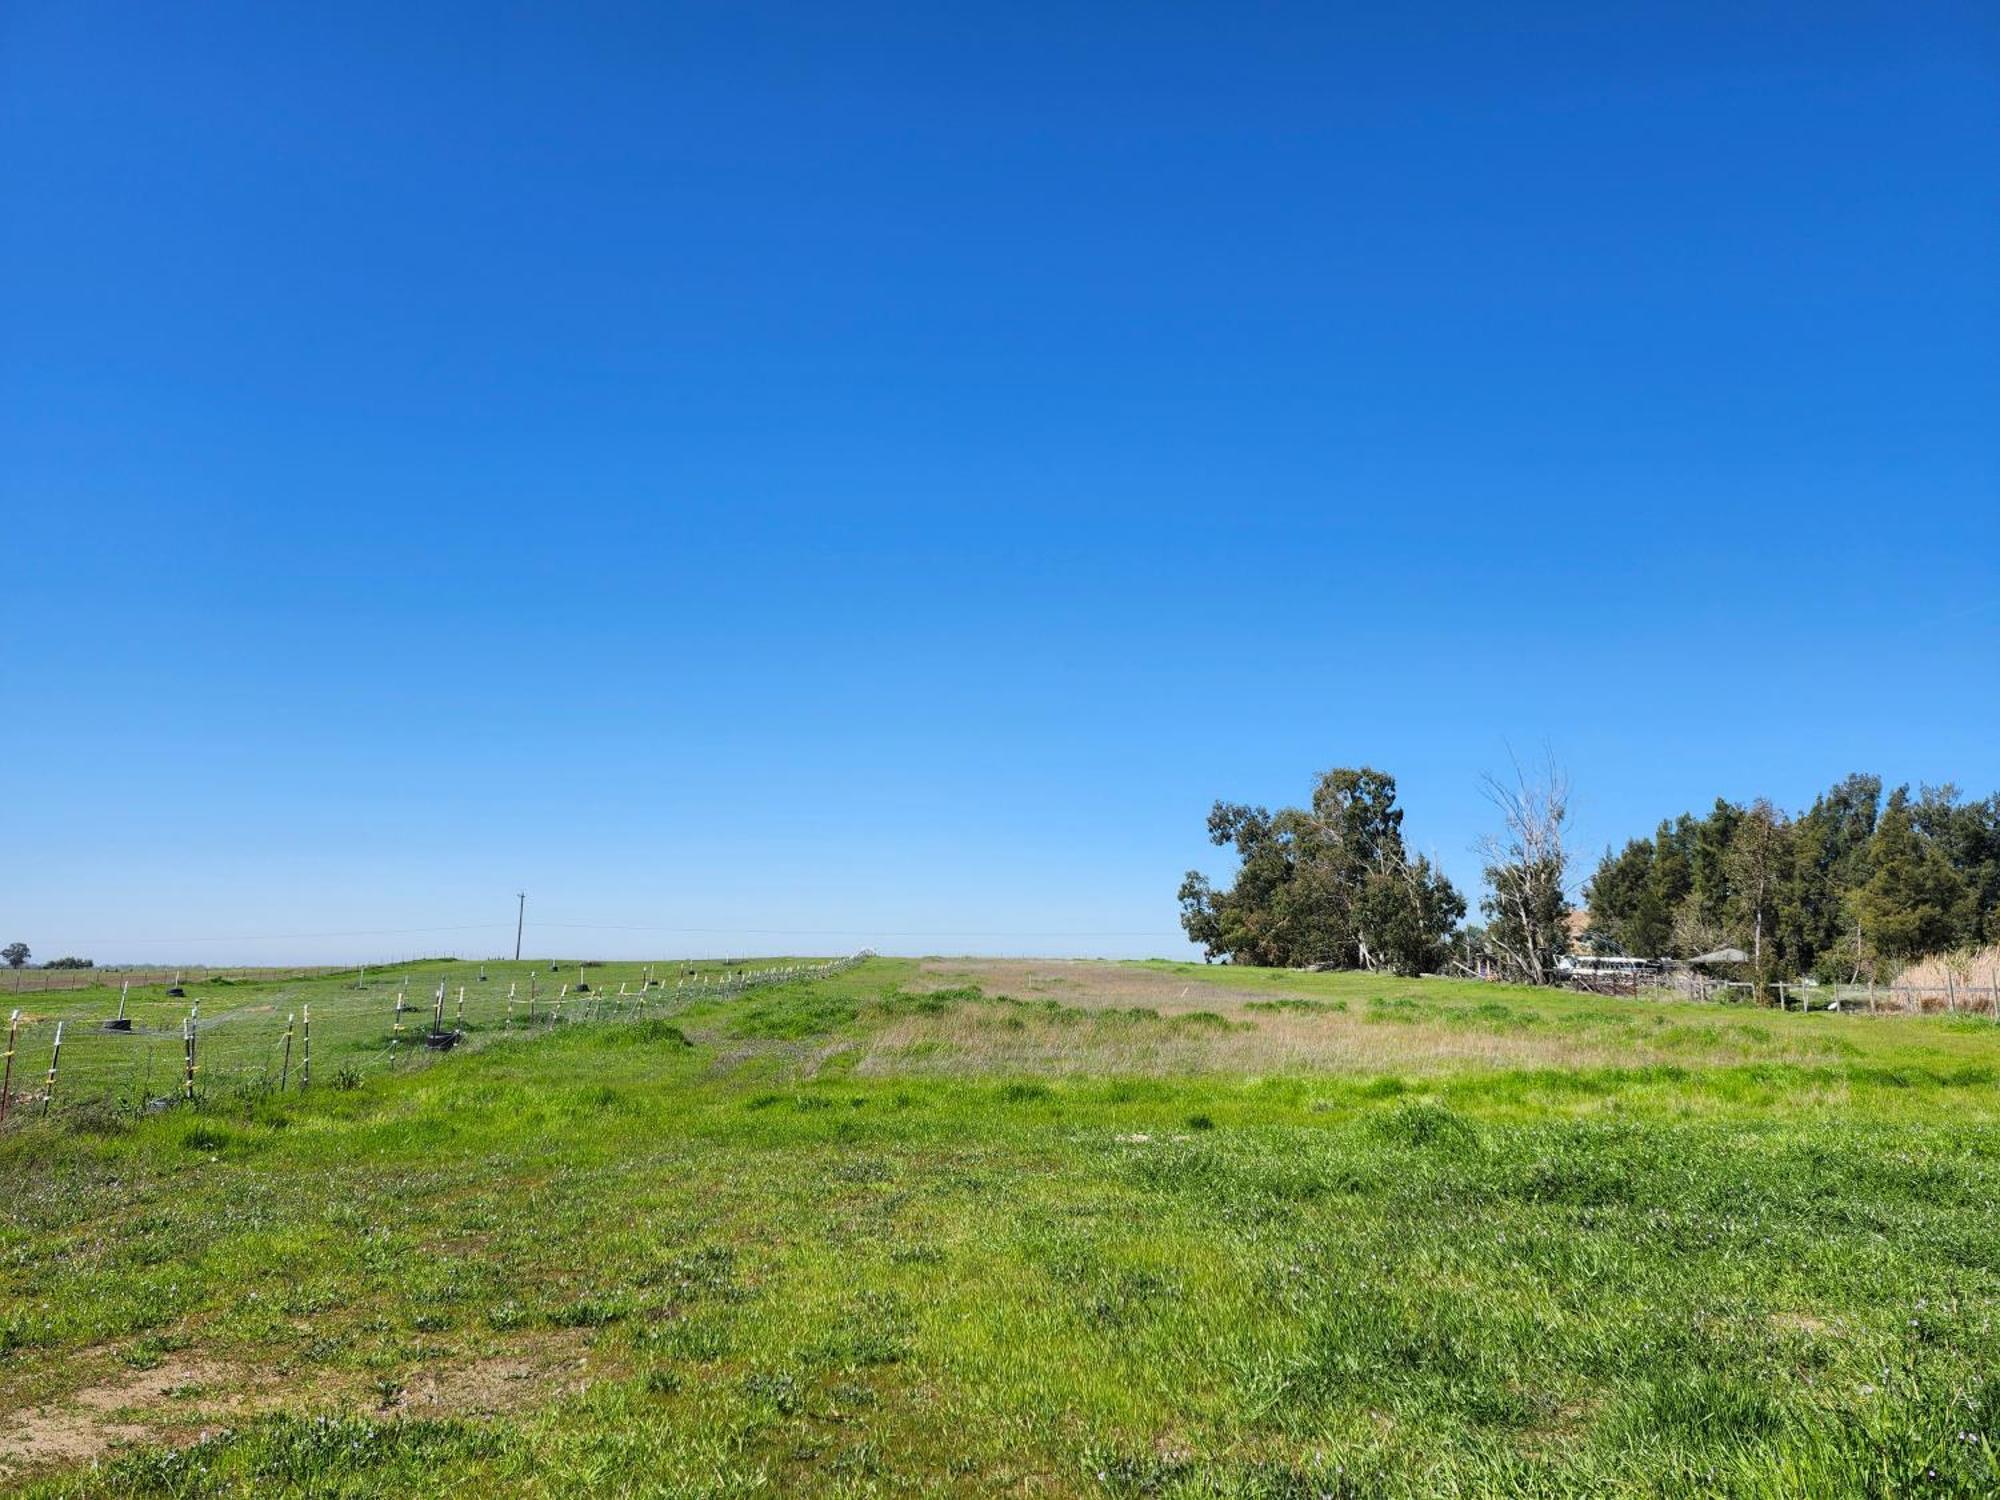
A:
4 2 1996 965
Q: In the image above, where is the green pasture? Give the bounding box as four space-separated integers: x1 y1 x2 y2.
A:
3 957 1997 1496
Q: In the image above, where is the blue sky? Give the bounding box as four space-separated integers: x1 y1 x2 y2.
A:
4 1 1996 964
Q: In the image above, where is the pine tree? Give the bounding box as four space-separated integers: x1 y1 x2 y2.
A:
1847 788 1974 964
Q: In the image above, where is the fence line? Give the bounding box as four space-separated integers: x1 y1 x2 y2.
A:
1564 971 2000 1017
0 956 864 1124
4 964 365 995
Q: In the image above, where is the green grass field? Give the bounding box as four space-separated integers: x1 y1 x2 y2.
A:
4 956 1998 1496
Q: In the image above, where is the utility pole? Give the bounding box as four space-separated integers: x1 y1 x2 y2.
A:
514 892 527 962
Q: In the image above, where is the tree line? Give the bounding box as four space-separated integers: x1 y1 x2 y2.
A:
2 945 93 969
1583 775 2000 983
1179 765 2000 985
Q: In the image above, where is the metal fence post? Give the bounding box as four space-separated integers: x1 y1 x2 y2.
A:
43 1021 64 1114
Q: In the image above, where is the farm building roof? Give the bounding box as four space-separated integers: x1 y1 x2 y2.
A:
1689 947 1750 964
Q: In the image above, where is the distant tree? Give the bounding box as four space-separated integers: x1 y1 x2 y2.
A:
1779 774 1880 982
1687 799 1741 940
1360 854 1467 977
1911 785 2000 944
1584 837 1657 955
1179 766 1464 975
1477 754 1572 985
1848 787 1975 963
1724 799 1791 994
42 956 94 969
1 943 27 969
1178 803 1294 967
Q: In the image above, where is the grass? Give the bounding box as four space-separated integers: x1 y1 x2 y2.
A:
3 956 1998 1496
3 957 815 1117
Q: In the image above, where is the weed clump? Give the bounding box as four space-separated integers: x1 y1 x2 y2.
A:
1367 1099 1479 1152
741 1369 803 1415
601 1019 692 1048
180 1123 242 1153
549 1297 628 1328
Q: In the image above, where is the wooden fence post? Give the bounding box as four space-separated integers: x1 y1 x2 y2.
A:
281 1013 295 1092
0 1009 17 1123
182 1015 197 1102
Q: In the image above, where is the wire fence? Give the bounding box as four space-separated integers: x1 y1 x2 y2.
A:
0 956 863 1125
3 964 363 995
1564 970 2000 1016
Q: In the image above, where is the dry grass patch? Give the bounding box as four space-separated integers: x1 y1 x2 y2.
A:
911 958 1268 1012
855 960 1881 1079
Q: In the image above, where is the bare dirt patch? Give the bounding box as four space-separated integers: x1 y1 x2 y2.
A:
0 1336 594 1479
383 1336 595 1418
0 1357 239 1472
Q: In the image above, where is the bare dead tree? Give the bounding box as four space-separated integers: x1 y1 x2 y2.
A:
1476 750 1573 987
